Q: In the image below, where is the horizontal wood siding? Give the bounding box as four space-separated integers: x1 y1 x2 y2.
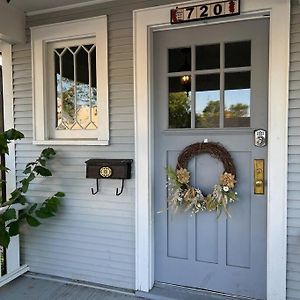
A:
289 2 300 300
14 0 191 290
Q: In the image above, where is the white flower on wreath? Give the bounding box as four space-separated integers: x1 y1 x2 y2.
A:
223 186 229 192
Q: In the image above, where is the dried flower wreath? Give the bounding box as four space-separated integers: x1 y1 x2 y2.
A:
167 142 238 216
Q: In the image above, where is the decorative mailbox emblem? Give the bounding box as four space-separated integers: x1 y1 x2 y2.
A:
99 166 112 178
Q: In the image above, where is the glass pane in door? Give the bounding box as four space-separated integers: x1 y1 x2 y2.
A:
196 74 220 128
196 44 220 70
169 48 191 72
169 76 191 128
225 41 251 68
224 71 251 127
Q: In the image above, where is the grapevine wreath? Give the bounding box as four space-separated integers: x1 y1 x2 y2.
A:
167 141 238 216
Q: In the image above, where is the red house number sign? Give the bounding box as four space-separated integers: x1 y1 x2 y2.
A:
171 0 240 24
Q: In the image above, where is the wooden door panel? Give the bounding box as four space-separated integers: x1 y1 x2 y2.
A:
154 19 269 299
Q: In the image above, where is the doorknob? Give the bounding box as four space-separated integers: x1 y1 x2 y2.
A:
255 180 263 187
254 159 264 195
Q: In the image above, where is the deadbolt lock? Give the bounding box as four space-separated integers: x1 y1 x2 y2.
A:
254 129 267 147
254 159 264 195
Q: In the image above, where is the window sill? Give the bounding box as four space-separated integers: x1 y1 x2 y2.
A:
33 140 109 146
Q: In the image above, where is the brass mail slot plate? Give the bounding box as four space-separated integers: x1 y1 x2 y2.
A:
254 159 264 195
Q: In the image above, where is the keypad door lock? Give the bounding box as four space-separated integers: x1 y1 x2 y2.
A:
254 129 267 147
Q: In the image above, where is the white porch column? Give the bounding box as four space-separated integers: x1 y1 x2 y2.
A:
0 41 29 286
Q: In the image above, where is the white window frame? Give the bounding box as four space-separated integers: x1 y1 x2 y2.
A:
31 16 109 145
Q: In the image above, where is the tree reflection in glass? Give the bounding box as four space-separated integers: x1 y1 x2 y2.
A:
168 76 191 128
224 72 250 127
196 74 220 128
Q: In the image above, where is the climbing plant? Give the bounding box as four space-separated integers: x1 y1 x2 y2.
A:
0 128 64 248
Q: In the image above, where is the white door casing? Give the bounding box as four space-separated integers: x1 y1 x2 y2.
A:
134 1 290 299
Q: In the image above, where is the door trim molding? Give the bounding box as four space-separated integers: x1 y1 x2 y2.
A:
133 1 290 299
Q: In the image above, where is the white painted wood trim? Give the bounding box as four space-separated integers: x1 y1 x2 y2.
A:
1 43 16 193
133 1 290 299
0 3 25 44
0 265 29 287
33 140 109 146
266 3 290 300
26 0 115 17
31 16 109 145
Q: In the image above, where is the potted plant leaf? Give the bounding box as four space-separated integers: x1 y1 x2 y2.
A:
0 128 64 248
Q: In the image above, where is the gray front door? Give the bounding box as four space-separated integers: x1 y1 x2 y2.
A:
154 19 269 299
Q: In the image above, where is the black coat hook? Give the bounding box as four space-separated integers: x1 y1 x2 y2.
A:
116 179 124 196
91 179 100 195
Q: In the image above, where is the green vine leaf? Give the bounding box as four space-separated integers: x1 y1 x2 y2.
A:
8 221 19 237
2 208 16 221
54 192 65 197
0 165 9 172
33 166 52 177
26 215 41 227
0 229 10 248
38 159 46 166
10 194 27 205
28 203 38 215
4 128 24 141
23 167 32 174
41 148 56 159
9 189 21 201
25 162 35 168
0 129 64 248
35 206 56 218
20 179 30 193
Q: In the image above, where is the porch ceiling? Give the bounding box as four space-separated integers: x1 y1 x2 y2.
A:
1 0 114 13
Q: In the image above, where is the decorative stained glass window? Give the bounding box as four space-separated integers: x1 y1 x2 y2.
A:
54 44 97 131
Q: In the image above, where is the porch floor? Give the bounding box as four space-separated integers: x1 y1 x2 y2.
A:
0 274 249 300
0 275 142 300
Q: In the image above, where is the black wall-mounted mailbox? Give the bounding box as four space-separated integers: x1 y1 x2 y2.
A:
85 159 133 196
85 159 132 179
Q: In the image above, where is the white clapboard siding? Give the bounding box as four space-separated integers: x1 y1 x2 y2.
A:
13 0 189 290
288 2 300 300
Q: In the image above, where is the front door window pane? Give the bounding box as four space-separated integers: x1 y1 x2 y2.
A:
168 48 191 72
169 76 191 128
196 44 220 70
225 41 251 68
196 74 220 128
224 72 251 127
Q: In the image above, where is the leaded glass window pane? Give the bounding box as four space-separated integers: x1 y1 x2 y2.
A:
55 44 97 130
